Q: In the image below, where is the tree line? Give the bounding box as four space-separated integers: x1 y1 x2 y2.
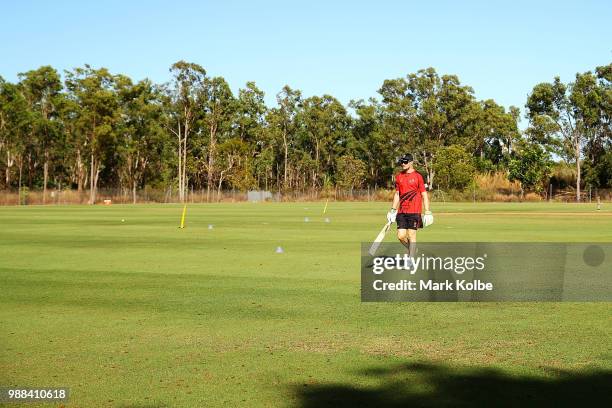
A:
0 61 610 203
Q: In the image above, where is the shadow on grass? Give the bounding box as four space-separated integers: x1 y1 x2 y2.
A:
294 362 612 407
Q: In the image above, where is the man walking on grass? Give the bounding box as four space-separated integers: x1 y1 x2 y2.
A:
387 153 433 261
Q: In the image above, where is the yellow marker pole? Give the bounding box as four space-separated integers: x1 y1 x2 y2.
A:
323 198 329 214
179 204 187 229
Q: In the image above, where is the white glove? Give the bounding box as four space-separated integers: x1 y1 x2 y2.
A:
387 208 397 223
422 211 434 227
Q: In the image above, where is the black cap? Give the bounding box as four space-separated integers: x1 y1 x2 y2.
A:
397 153 414 165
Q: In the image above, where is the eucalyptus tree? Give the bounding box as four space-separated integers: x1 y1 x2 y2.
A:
229 81 268 189
200 76 235 201
572 65 611 190
266 86 302 189
335 154 366 194
215 138 252 198
377 77 415 163
590 64 612 188
471 100 521 170
234 81 266 144
0 76 8 187
64 65 119 204
298 94 351 188
378 68 480 188
116 77 166 203
405 69 480 187
526 70 610 201
350 98 392 187
167 61 206 202
55 92 86 193
17 66 63 202
0 78 30 191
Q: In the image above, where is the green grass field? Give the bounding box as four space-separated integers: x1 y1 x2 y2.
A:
1 202 611 407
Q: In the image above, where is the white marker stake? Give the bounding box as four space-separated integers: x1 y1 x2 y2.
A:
275 246 284 254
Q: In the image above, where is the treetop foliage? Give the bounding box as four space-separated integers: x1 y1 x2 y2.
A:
0 62 609 202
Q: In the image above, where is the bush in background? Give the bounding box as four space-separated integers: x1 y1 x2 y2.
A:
433 145 476 191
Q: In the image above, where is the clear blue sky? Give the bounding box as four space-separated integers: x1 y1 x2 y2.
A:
2 0 610 119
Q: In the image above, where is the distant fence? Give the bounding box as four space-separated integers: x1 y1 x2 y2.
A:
0 187 610 206
0 188 393 205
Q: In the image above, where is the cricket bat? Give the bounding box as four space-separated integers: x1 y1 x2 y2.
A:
368 221 391 256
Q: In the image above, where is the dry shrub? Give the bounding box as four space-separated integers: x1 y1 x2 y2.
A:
319 189 335 199
492 193 519 202
0 192 19 205
524 193 543 201
475 172 521 193
373 189 395 201
0 190 86 205
3 185 607 205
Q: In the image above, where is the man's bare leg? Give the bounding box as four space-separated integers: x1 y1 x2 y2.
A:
397 228 417 259
397 228 409 249
407 229 417 259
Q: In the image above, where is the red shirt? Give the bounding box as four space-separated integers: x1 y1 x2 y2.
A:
395 170 426 214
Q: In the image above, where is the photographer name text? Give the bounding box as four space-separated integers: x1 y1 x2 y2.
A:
373 279 493 291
